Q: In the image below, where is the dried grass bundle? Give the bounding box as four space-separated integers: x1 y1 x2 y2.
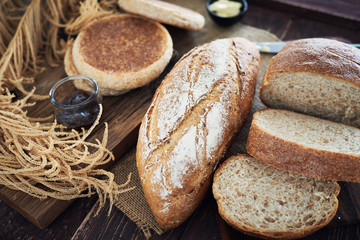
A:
41 0 70 67
99 0 119 10
0 89 133 212
0 0 133 212
0 0 43 97
65 0 114 35
0 0 27 55
40 0 88 67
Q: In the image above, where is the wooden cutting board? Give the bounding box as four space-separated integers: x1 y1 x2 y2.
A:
0 56 177 229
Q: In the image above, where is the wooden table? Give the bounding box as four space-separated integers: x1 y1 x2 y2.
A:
1 0 359 239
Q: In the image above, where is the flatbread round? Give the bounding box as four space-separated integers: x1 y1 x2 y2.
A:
118 0 205 31
70 14 173 96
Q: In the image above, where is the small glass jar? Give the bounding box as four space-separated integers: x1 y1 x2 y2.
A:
49 75 102 129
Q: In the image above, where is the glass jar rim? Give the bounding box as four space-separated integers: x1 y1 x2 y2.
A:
49 75 99 110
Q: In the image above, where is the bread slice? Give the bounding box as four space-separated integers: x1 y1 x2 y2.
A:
247 109 360 182
213 154 340 240
118 0 205 31
71 14 173 96
260 38 360 128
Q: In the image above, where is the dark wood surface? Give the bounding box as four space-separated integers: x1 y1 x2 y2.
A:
250 0 360 29
1 0 360 239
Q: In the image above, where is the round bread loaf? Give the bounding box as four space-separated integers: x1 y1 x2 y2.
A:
71 14 173 96
118 0 205 31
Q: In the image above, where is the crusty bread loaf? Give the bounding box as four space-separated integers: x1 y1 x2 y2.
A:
118 0 205 31
70 14 173 96
136 37 260 230
260 38 360 128
213 154 340 240
247 108 360 182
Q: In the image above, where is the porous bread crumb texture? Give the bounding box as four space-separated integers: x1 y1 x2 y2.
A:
261 72 360 127
213 155 339 239
255 109 360 155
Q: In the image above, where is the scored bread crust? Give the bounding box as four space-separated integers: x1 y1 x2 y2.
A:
247 109 360 183
72 14 173 95
260 38 360 127
118 0 205 31
136 38 260 231
213 154 340 240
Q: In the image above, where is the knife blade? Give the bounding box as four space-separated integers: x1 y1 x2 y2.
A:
254 41 360 54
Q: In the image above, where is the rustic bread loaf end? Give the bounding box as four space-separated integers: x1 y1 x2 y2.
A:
260 38 360 127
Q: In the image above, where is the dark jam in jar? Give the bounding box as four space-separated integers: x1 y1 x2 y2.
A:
50 75 101 129
55 90 100 129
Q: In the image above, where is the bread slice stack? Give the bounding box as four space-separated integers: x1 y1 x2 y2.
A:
213 38 360 239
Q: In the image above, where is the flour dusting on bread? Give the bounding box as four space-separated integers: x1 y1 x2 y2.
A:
167 126 197 188
154 40 232 144
137 37 260 230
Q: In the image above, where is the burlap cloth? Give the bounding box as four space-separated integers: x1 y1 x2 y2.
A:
110 24 281 238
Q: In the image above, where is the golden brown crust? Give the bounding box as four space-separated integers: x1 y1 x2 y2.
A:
136 38 260 231
72 14 173 93
247 109 360 182
261 38 360 89
118 0 205 31
64 40 79 76
78 16 166 72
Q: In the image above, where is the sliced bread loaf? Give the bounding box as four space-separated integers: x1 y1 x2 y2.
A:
260 38 360 128
247 109 360 182
213 154 340 240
